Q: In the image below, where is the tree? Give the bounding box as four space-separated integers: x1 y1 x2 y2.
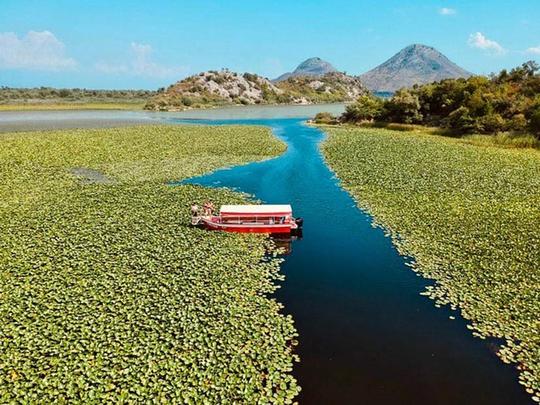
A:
477 113 506 133
342 95 383 122
444 106 475 133
529 106 540 136
522 60 539 77
382 89 422 124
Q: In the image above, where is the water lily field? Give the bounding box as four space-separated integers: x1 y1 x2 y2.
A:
0 125 300 402
322 127 540 401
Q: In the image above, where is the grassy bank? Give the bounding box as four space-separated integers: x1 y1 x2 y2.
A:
0 125 300 402
0 87 154 111
315 121 540 150
321 127 540 401
0 102 145 111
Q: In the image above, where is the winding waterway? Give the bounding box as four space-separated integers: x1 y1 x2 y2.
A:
0 108 531 403
180 117 530 404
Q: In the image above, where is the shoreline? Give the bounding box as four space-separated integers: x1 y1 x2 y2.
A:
0 100 351 113
0 104 348 132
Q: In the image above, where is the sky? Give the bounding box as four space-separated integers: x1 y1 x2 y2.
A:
1 0 539 90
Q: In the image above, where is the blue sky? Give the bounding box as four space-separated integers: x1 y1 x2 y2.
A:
1 0 539 89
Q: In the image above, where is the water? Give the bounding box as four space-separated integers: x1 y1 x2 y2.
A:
180 118 531 404
0 103 346 132
2 107 530 403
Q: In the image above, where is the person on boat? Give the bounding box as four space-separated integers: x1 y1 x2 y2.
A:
203 201 214 216
191 203 199 217
208 201 215 214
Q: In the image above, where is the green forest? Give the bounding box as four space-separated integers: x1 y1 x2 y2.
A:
337 61 540 139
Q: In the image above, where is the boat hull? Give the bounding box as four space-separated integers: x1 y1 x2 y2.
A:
200 217 295 234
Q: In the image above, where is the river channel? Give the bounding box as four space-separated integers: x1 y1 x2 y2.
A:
179 117 530 404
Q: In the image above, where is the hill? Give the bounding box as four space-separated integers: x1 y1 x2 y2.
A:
144 70 285 111
274 57 337 82
276 72 367 104
360 44 472 93
145 69 367 111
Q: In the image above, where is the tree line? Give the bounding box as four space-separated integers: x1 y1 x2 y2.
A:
0 87 156 103
332 61 540 138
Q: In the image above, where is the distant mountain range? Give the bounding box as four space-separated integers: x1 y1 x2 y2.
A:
145 44 473 110
273 57 338 82
359 44 472 92
273 46 471 93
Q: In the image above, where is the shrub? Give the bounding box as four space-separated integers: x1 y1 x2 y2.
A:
213 76 225 85
509 114 528 132
313 112 337 124
181 96 193 106
529 107 540 136
444 106 475 133
477 113 506 134
342 95 383 122
275 93 293 104
243 73 258 82
382 89 422 124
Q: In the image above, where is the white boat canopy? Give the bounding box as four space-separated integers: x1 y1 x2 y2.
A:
220 204 292 216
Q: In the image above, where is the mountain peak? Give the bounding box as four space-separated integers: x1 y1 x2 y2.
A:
405 43 433 50
274 57 337 82
360 44 472 92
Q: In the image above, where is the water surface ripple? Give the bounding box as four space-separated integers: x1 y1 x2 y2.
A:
180 118 530 404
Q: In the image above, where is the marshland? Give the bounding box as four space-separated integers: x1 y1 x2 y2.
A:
2 1 540 402
0 124 300 402
1 108 537 403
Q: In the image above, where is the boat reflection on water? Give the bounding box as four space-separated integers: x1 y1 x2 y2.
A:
271 230 303 255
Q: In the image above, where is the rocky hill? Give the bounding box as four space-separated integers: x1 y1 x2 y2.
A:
276 72 367 104
274 57 337 82
145 68 367 111
360 44 472 93
144 70 285 111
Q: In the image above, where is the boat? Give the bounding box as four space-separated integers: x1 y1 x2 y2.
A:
193 204 303 235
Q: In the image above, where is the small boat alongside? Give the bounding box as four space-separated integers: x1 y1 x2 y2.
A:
192 204 303 235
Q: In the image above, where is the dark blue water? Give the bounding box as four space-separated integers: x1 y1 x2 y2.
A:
180 118 530 404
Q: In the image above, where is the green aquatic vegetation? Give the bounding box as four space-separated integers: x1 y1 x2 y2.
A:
322 127 540 400
0 125 299 402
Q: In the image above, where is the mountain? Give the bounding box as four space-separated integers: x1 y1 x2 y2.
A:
145 69 366 111
274 57 337 82
359 44 472 93
276 72 367 104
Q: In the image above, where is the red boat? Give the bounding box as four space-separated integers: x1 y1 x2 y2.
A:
193 204 302 234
